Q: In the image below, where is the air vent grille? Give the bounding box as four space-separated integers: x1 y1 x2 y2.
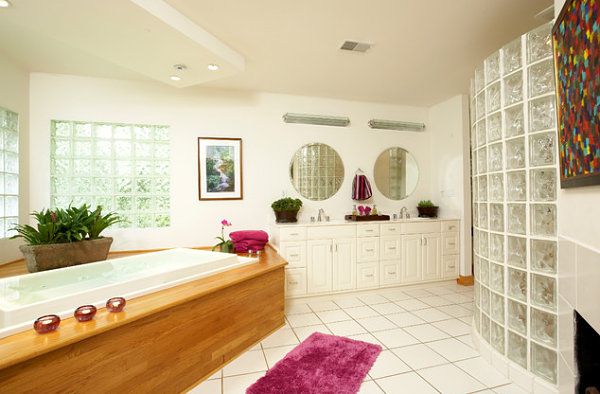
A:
340 40 372 53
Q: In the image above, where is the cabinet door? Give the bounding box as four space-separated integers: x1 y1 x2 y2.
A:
357 237 379 262
285 268 307 296
422 233 441 281
402 234 422 283
280 241 306 268
333 238 356 291
380 259 401 286
307 240 332 293
380 236 402 260
356 262 379 289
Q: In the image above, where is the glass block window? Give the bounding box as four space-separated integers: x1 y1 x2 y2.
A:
0 106 19 238
50 121 170 228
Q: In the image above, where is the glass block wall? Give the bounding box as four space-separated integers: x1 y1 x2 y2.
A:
0 106 19 238
50 121 170 228
470 22 559 384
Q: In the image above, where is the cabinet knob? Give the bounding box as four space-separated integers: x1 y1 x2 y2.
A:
290 233 299 236
389 228 396 231
389 271 396 275
449 226 455 230
289 281 299 285
366 248 374 252
365 229 374 232
388 247 397 250
290 254 299 257
448 243 455 246
365 274 374 278
448 265 455 269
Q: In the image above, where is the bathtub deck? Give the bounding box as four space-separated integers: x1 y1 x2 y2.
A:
0 246 286 393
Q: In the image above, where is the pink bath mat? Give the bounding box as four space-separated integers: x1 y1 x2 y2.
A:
246 332 382 394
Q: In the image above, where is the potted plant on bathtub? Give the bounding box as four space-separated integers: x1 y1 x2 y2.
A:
10 204 122 272
271 197 303 223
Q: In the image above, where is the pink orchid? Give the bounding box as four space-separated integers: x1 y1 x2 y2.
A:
221 219 232 226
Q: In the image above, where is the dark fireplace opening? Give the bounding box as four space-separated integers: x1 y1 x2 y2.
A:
575 311 600 394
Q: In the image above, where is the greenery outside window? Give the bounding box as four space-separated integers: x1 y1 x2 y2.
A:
50 121 170 228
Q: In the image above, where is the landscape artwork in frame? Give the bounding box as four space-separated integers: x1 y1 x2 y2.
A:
198 137 243 200
552 0 600 188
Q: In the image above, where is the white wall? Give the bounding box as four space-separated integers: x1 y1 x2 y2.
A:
25 73 448 255
0 52 29 263
428 94 472 276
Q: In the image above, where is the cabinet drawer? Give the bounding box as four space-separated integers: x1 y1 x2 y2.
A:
442 220 460 232
357 237 379 262
307 225 355 240
442 255 459 279
357 262 379 289
380 223 402 236
285 268 307 296
357 224 380 237
380 260 401 286
280 241 306 267
401 221 441 234
380 236 402 260
280 227 307 241
442 233 459 255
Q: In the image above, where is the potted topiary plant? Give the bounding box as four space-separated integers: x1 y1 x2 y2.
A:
11 204 122 272
417 200 439 218
271 197 303 223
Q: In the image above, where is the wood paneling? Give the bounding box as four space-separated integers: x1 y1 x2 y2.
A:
457 275 474 286
0 246 286 393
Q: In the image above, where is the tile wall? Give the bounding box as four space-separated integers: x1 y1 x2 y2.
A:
469 22 561 391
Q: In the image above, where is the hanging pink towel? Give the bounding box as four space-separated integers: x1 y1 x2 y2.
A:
352 174 372 200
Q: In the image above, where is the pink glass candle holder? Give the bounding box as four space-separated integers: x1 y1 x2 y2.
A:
33 314 60 334
74 305 97 322
106 297 126 313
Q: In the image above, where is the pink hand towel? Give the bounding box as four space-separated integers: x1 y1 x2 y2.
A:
230 230 269 243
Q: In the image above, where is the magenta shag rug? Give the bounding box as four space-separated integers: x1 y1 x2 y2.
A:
246 332 382 394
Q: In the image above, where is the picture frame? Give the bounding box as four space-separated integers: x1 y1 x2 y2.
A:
198 137 243 200
552 0 600 188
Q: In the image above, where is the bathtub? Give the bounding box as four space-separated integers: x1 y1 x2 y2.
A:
0 248 257 338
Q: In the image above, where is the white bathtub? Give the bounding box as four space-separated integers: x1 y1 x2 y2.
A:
0 248 257 338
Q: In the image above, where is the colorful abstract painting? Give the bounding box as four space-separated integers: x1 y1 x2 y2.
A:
552 0 600 188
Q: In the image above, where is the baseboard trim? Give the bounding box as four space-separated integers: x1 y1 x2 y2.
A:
457 275 474 286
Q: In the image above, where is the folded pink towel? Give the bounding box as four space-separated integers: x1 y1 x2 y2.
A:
230 230 269 243
234 239 267 253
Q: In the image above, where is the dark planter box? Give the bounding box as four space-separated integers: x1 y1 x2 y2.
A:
417 206 439 218
274 210 299 223
19 237 113 273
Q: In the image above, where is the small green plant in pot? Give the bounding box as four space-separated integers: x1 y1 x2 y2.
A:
11 204 122 272
417 200 439 218
271 197 303 223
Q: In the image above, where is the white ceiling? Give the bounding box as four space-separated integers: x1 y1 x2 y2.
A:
0 0 552 106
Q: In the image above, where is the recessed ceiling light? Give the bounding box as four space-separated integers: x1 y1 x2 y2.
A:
0 1 11 8
169 75 181 81
207 64 219 71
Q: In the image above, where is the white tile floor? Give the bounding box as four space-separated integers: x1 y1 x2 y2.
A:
189 281 519 394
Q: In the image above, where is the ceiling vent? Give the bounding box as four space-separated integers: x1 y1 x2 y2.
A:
340 40 372 53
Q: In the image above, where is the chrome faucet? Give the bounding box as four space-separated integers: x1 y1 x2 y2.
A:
317 208 325 222
400 206 408 219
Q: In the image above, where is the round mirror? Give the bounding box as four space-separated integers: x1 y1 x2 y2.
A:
374 147 419 200
290 143 344 201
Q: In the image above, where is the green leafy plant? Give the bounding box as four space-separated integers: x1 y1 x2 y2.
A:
10 204 122 245
417 200 436 208
271 197 303 211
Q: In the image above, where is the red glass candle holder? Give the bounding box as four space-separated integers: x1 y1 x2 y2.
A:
106 297 126 313
74 305 97 322
33 314 61 334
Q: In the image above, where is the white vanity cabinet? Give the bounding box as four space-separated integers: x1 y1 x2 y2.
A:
270 218 459 298
401 222 441 284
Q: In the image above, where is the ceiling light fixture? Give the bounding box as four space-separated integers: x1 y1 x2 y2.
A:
207 64 219 71
368 119 425 132
283 113 350 127
173 64 187 72
169 75 181 81
0 1 11 8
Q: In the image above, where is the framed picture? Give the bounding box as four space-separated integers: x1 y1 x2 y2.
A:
552 0 600 188
198 137 243 200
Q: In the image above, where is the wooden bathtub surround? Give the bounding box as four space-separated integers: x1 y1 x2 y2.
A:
0 245 287 393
